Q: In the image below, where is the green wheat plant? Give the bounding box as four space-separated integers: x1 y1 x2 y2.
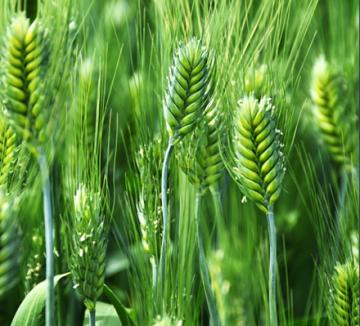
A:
310 56 354 170
224 96 285 325
159 38 213 305
0 0 357 325
0 13 56 325
135 137 163 289
177 60 223 324
69 184 109 326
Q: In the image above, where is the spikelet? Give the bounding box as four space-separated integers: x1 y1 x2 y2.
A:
70 184 108 312
2 13 49 153
24 228 45 294
0 193 20 298
163 38 212 140
311 56 353 169
330 261 359 325
135 138 162 258
231 96 285 213
244 64 268 99
0 118 17 189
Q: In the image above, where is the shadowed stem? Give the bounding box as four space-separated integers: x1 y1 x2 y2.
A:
90 309 96 326
266 205 277 326
195 192 221 326
38 148 54 326
158 136 174 304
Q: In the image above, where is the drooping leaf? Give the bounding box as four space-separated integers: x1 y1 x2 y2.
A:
11 273 69 326
103 283 135 326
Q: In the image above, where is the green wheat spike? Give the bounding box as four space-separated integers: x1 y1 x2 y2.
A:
311 56 353 169
24 227 45 294
136 138 162 258
0 193 20 299
179 97 224 194
2 13 49 153
178 53 223 192
163 38 212 140
244 64 268 99
70 184 108 312
232 96 285 213
330 261 359 325
0 118 17 189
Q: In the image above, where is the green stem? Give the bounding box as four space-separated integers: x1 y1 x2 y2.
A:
195 193 221 326
210 187 225 246
158 136 174 303
266 205 277 326
151 256 157 289
336 169 348 231
38 148 54 326
89 309 96 326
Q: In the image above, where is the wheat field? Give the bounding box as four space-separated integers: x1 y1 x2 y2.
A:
0 0 358 325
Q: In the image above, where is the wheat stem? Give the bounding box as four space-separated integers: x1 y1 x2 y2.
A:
337 169 348 224
210 187 225 246
89 309 96 326
158 136 174 302
151 256 157 289
266 205 277 326
195 192 221 326
38 148 54 326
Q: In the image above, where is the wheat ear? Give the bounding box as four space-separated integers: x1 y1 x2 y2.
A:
24 227 45 294
0 120 17 190
311 56 353 169
311 56 355 243
244 64 268 99
230 96 285 326
136 138 163 289
330 261 359 325
2 13 54 326
159 38 212 302
70 184 108 326
0 193 20 298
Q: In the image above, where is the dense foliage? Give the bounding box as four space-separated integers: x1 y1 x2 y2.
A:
0 0 358 325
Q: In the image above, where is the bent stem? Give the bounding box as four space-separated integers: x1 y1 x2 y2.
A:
195 192 221 326
266 205 277 326
89 309 96 326
38 148 54 326
158 136 174 304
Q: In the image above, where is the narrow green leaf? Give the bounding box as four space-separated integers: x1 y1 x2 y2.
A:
11 273 70 326
103 283 135 326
